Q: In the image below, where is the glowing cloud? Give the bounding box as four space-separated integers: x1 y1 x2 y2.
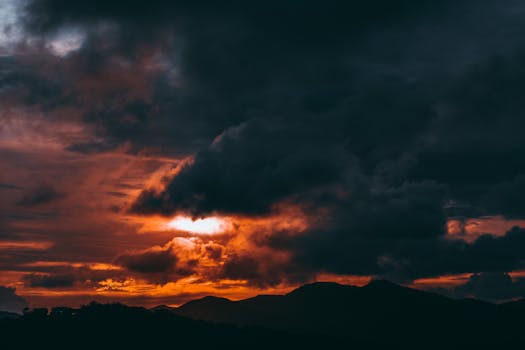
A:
0 240 54 250
165 216 231 235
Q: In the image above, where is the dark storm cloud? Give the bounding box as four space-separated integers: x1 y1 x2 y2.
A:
0 286 28 314
454 272 525 301
0 56 63 108
14 0 525 164
12 0 525 288
273 225 525 284
23 273 75 288
426 272 525 302
23 1 442 33
481 175 525 219
9 0 451 158
219 254 311 288
131 119 352 216
116 244 200 284
408 54 525 206
288 224 525 282
221 255 260 281
273 181 450 279
121 0 525 219
393 227 525 279
116 247 177 274
17 185 63 207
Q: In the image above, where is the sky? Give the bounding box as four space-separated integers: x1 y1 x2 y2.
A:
2 0 525 310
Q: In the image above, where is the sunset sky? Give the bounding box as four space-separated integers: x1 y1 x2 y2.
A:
2 0 525 310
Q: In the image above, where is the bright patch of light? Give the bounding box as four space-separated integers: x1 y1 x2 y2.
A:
166 216 230 235
48 28 85 56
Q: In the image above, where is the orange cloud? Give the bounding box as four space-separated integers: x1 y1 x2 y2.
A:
0 240 53 250
411 274 473 289
447 216 525 242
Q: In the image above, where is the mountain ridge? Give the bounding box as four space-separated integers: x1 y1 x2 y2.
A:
164 279 524 348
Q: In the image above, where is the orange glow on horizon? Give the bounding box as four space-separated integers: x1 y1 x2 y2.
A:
411 273 473 288
315 273 372 286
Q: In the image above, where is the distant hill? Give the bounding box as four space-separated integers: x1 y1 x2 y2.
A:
171 280 524 349
0 300 392 349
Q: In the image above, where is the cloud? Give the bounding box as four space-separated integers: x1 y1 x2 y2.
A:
244 180 447 279
2 0 525 297
406 54 525 212
23 273 75 288
131 119 352 216
221 255 260 281
481 175 525 219
0 183 22 190
218 253 311 288
378 226 525 281
17 184 64 206
428 272 525 302
116 245 177 274
2 1 482 159
115 239 205 284
455 272 525 301
256 224 525 285
0 286 28 314
114 1 525 287
22 1 442 34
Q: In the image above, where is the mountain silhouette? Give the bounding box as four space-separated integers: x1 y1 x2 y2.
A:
0 300 388 349
2 281 525 349
171 280 525 349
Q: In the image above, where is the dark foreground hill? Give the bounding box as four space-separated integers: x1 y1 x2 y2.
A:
0 310 19 319
1 281 524 349
172 280 525 349
0 301 398 349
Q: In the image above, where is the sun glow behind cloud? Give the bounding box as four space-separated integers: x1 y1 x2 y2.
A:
165 216 231 234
